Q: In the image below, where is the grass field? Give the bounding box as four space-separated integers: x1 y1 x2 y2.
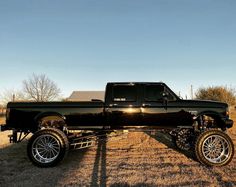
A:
0 111 236 187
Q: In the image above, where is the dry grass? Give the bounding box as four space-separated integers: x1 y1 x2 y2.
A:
0 112 236 187
0 117 5 125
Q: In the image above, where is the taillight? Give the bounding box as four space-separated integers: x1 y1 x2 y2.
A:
6 109 10 120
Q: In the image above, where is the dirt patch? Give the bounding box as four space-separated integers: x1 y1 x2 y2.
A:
0 112 236 187
0 117 5 125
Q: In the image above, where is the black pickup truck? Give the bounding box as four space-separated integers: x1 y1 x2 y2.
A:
1 82 234 167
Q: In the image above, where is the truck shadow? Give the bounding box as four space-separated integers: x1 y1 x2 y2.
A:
90 136 107 187
145 131 197 161
0 138 88 186
110 181 212 187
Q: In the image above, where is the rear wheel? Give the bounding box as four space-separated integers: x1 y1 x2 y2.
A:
27 128 69 167
195 129 234 166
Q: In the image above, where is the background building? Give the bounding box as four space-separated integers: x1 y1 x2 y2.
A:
68 91 105 101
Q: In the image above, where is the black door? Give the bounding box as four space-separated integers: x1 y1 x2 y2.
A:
141 84 168 127
141 84 193 127
106 84 142 127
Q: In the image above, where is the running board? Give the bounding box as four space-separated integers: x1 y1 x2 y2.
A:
70 135 98 150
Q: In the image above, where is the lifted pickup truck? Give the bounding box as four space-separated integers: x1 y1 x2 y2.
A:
1 82 234 167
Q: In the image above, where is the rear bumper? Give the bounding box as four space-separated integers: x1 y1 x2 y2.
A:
0 125 10 132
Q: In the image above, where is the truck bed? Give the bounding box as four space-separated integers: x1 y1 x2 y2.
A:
6 101 105 131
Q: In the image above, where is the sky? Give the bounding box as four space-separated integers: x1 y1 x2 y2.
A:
0 0 236 99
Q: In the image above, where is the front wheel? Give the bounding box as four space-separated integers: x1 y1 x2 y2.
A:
27 128 69 167
195 129 234 166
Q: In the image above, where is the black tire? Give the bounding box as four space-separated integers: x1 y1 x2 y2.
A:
27 128 69 167
175 128 195 151
195 129 234 166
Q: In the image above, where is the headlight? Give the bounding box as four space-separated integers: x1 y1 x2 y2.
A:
226 107 229 118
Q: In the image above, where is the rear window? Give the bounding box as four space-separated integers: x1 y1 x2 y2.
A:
113 85 137 102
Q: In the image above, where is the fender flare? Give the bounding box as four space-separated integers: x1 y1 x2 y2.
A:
196 110 223 119
34 112 66 124
195 110 224 128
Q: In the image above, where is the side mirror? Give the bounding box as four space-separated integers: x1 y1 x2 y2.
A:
162 92 169 99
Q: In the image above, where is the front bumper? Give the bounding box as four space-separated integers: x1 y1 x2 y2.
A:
223 119 234 128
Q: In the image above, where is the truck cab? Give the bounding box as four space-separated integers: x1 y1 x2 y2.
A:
105 82 231 130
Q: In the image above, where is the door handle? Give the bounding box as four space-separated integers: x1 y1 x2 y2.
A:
109 104 118 107
142 103 151 107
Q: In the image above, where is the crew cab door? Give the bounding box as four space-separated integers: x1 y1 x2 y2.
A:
141 84 168 127
105 83 142 127
141 83 192 127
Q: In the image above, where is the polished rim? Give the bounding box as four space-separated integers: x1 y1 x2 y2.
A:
32 135 60 163
202 135 230 164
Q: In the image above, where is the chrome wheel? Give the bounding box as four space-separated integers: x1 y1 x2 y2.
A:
32 135 61 164
202 135 230 164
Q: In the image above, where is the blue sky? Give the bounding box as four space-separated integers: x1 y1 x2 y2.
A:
0 0 236 99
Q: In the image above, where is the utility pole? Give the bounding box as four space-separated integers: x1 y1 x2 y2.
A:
190 85 193 99
12 94 15 102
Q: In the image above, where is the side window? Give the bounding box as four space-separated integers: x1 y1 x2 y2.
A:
145 85 164 101
113 85 137 102
166 90 175 101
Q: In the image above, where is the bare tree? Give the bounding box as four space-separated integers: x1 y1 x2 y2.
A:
0 89 25 106
23 74 61 102
195 86 236 106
